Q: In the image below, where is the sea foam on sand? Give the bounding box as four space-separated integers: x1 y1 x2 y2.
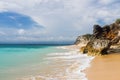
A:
20 45 94 80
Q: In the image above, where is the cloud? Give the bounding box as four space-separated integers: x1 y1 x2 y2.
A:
98 0 113 4
0 0 120 43
18 29 25 35
0 31 6 35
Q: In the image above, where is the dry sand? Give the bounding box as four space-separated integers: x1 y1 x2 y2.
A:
85 53 120 80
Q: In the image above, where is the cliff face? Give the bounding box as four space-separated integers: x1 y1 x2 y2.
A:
81 39 111 56
93 23 120 40
75 19 120 56
75 34 92 45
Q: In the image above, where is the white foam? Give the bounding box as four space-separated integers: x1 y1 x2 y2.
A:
56 45 80 51
20 47 94 80
64 53 94 80
45 50 94 80
56 46 69 49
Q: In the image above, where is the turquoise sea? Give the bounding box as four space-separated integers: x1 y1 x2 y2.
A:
0 44 94 80
0 44 69 80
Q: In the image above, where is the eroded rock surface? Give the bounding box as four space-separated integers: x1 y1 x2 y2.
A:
75 34 92 46
75 19 120 56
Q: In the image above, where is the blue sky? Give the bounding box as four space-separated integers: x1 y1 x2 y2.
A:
0 12 42 29
0 0 120 43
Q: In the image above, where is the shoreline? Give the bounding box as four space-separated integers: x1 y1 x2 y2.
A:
20 45 94 80
49 45 120 80
85 53 120 80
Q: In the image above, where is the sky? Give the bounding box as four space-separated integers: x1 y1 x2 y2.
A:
0 0 120 43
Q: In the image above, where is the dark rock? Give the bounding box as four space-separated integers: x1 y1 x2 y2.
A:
103 25 110 33
102 25 110 38
93 25 103 39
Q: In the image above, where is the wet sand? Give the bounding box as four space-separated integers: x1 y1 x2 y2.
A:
85 53 120 80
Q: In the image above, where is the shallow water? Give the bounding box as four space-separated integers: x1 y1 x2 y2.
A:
0 44 94 80
0 44 68 80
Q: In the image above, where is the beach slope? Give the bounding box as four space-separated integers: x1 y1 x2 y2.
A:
85 53 120 80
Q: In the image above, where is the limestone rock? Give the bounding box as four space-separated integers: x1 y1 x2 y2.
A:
93 23 120 40
75 34 92 46
80 39 110 56
76 19 120 56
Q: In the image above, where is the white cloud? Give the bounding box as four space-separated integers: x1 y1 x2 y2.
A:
0 0 120 42
98 0 115 5
18 29 25 35
97 10 110 17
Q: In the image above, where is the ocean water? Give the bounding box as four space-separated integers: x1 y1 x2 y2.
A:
0 44 94 80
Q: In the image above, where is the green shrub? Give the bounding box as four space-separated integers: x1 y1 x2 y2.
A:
115 18 120 24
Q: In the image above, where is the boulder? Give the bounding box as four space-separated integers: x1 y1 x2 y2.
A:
93 23 120 40
106 23 120 40
93 25 103 39
80 39 110 56
102 25 110 38
74 34 92 46
77 19 120 56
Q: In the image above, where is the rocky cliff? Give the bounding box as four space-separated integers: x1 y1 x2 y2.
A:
75 19 120 56
75 34 92 45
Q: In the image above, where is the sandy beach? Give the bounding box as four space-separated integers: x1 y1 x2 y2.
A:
85 53 120 80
